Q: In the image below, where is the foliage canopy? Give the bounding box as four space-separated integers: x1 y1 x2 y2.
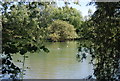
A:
47 20 78 41
78 2 120 80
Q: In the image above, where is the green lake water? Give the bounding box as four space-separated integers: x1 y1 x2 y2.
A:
12 41 94 79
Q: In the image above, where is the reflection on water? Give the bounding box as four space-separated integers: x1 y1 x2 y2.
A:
12 41 94 79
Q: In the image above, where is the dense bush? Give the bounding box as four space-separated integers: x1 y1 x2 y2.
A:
47 20 78 41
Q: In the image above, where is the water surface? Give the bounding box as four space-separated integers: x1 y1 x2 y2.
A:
13 41 94 79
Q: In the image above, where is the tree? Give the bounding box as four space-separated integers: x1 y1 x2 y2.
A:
1 2 49 80
50 6 83 33
78 2 120 80
47 20 78 41
34 5 83 35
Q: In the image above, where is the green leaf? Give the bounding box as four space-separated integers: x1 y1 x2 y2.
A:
43 48 49 53
20 49 27 55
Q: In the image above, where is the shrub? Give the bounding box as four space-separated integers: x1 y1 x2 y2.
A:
47 20 78 41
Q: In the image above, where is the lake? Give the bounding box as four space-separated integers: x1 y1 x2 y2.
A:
12 41 94 79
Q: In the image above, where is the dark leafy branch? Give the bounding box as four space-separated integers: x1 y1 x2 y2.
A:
77 2 120 81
